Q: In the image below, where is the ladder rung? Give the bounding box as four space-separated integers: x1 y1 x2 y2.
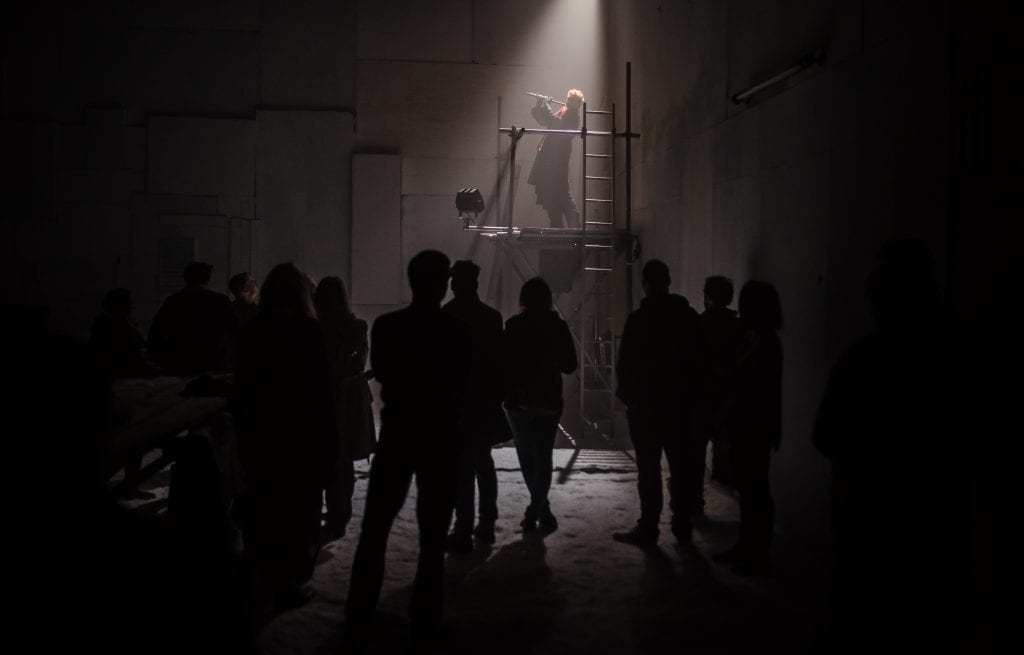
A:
585 244 613 249
585 154 613 158
585 176 613 180
585 198 614 203
585 221 613 226
585 267 613 272
585 110 614 115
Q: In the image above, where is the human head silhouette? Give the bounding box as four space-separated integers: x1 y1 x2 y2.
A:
704 276 734 311
520 277 553 312
641 259 671 297
260 263 314 320
449 260 480 298
408 250 451 306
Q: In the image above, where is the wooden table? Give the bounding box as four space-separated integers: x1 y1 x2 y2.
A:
108 376 229 494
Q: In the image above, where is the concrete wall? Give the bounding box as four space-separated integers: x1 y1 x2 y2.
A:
607 0 961 554
354 0 608 317
2 0 356 337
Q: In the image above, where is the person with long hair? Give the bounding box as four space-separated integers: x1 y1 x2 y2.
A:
502 277 578 532
717 280 783 576
314 276 375 541
232 263 337 613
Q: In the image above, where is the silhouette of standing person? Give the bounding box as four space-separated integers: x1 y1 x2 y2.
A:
503 277 578 533
345 250 471 649
148 261 236 375
443 260 507 552
233 263 337 613
528 89 584 228
314 276 376 541
89 288 157 378
715 280 782 576
814 239 971 653
699 276 744 491
613 260 705 547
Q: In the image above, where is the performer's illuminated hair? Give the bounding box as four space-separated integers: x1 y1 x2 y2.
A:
566 88 584 107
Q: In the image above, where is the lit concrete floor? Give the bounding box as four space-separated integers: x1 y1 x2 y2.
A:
235 447 832 655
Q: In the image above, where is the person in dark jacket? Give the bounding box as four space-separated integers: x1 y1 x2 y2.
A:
613 259 706 547
314 276 376 541
699 275 744 493
503 277 578 533
89 288 157 378
345 250 471 649
716 280 783 576
232 263 338 614
148 262 236 376
443 260 507 552
527 89 584 228
813 239 973 652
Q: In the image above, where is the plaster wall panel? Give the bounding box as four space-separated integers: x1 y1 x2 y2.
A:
351 154 402 306
759 73 830 171
229 218 258 280
56 28 259 123
399 194 483 305
713 107 761 184
124 127 147 172
2 120 56 221
471 0 569 67
129 193 220 275
256 110 353 283
679 129 715 305
57 126 87 170
359 0 471 62
711 175 761 287
59 169 114 205
147 116 256 197
219 196 256 220
112 171 147 206
401 157 498 199
159 213 232 295
260 0 356 108
62 0 260 31
357 61 499 160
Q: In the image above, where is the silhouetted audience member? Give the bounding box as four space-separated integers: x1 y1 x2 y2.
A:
89 288 157 378
715 280 782 576
5 313 253 653
814 239 971 652
314 276 376 541
503 277 577 533
148 261 236 376
443 260 507 553
699 276 744 489
232 263 338 614
229 272 260 328
345 250 470 649
613 260 705 547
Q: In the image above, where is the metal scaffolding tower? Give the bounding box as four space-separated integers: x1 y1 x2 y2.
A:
465 63 640 446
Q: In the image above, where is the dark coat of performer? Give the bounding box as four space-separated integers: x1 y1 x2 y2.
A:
528 89 584 228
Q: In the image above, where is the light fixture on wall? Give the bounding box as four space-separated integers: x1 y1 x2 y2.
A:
731 50 826 104
456 188 485 228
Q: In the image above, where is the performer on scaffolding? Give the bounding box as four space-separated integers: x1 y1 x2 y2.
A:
528 88 584 228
